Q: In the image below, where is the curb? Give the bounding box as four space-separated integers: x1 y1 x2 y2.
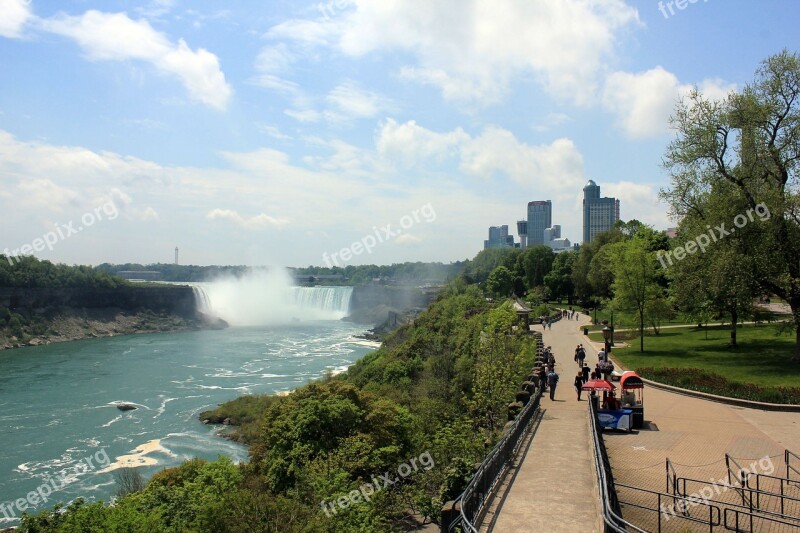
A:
636 376 800 412
603 354 800 413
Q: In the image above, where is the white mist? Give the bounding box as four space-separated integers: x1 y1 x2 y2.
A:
193 268 352 326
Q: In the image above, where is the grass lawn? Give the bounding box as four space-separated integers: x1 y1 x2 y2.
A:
590 324 800 388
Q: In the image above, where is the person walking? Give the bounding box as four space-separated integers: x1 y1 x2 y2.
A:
577 345 586 367
537 366 547 395
597 348 606 362
574 371 584 400
582 363 590 384
547 369 559 400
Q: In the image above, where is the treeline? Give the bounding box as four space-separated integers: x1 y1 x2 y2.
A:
293 261 464 285
20 283 539 532
95 262 249 282
0 255 124 289
94 261 463 285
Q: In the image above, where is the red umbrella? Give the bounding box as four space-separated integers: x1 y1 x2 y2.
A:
582 379 616 392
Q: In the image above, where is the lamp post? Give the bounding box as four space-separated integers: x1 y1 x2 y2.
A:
610 309 615 347
602 325 611 355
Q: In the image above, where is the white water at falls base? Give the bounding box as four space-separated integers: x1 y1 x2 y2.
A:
191 270 352 326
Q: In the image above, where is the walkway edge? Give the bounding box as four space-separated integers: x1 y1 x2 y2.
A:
637 376 800 412
604 352 800 412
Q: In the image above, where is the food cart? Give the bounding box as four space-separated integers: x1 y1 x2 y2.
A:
582 379 632 432
619 371 645 429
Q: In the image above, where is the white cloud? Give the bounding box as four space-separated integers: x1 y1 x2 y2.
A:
325 81 394 120
256 123 292 140
254 43 295 74
460 129 585 190
206 209 289 229
604 181 670 229
42 10 232 110
285 108 321 123
395 233 422 245
603 67 737 138
268 0 641 106
377 118 468 167
376 119 585 192
0 0 32 38
17 179 79 212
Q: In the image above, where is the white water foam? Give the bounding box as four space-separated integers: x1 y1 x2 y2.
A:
191 269 353 326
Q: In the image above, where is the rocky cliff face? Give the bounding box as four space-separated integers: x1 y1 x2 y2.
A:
0 285 197 318
0 284 225 350
347 285 434 324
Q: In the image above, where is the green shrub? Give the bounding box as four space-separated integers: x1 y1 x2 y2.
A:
637 367 800 404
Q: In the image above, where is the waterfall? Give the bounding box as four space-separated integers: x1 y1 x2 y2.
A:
189 270 353 326
290 286 352 317
192 286 212 314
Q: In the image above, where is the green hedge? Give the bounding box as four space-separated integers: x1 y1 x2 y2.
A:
636 367 800 405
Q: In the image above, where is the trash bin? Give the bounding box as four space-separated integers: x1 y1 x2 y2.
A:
583 327 589 335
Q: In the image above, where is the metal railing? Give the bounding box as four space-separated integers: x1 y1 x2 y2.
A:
616 483 721 532
787 449 800 483
725 453 753 508
446 382 543 532
744 471 800 517
588 399 641 532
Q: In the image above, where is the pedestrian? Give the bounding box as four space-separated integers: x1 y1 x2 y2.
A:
548 352 556 367
597 348 606 362
574 371 584 400
547 320 552 330
602 360 614 381
537 366 547 394
590 369 599 380
577 345 586 367
574 344 580 364
547 369 559 400
582 363 590 384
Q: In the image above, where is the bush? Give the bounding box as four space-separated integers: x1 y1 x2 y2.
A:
636 367 800 404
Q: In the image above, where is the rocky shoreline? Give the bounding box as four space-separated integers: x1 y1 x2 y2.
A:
0 308 221 351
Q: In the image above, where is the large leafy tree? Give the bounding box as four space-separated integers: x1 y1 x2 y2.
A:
610 237 662 352
662 50 800 362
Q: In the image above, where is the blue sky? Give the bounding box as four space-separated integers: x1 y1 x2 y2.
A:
1 0 798 268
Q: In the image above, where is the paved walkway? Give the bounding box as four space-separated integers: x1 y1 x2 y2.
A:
596 340 800 531
490 313 602 533
490 310 800 532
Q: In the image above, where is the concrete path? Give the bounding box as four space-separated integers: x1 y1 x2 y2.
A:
490 312 602 533
601 339 800 531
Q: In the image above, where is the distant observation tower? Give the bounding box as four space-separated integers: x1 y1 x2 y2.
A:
174 247 179 265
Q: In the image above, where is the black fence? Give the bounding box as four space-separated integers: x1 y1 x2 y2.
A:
588 399 637 532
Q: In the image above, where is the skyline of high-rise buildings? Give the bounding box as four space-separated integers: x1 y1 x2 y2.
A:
483 179 621 251
582 180 620 243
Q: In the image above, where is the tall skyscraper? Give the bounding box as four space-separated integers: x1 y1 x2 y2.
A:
582 180 620 243
484 225 515 249
527 200 552 247
516 220 528 249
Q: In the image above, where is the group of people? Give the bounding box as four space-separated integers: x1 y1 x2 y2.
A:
561 308 580 320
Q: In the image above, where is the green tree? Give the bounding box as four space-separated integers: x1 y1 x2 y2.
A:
486 266 514 297
610 237 662 352
662 51 800 360
521 246 554 289
544 251 576 303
